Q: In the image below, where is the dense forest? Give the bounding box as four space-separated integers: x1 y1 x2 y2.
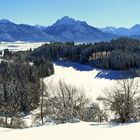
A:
32 38 140 70
0 51 54 128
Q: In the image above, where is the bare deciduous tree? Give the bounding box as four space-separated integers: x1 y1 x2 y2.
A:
97 78 140 123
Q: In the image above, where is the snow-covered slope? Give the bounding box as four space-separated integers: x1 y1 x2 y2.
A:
0 122 140 140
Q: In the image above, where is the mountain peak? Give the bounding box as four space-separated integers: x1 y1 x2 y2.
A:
61 16 74 21
52 16 88 27
131 24 140 29
101 26 117 32
35 24 46 29
54 16 76 26
0 19 13 24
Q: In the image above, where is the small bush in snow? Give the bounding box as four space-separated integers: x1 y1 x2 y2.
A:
83 103 107 122
0 117 26 129
47 81 90 123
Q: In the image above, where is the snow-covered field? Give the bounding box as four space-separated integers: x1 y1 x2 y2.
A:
44 61 131 100
0 122 140 140
0 41 45 52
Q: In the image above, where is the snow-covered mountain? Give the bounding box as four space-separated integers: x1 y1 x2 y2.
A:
0 19 14 24
44 16 116 42
35 24 46 29
101 26 129 36
101 26 117 33
101 24 140 37
129 24 140 35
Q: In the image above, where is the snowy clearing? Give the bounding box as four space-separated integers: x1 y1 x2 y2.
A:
44 61 138 101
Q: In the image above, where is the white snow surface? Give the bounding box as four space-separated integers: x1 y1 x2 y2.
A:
44 61 134 101
0 41 45 52
0 122 140 140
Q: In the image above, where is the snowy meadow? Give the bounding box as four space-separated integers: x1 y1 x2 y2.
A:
0 41 45 52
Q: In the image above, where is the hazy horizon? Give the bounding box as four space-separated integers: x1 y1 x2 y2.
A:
0 0 140 28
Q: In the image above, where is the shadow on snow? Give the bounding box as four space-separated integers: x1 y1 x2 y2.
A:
54 60 131 80
90 122 138 128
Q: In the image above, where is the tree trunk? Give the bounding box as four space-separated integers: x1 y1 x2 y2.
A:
40 78 44 125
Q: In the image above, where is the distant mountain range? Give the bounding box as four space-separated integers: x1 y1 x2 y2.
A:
0 16 140 42
101 24 140 37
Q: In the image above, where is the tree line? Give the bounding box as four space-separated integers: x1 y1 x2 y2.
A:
32 38 140 70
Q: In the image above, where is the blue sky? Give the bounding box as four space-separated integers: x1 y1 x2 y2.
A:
0 0 140 27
